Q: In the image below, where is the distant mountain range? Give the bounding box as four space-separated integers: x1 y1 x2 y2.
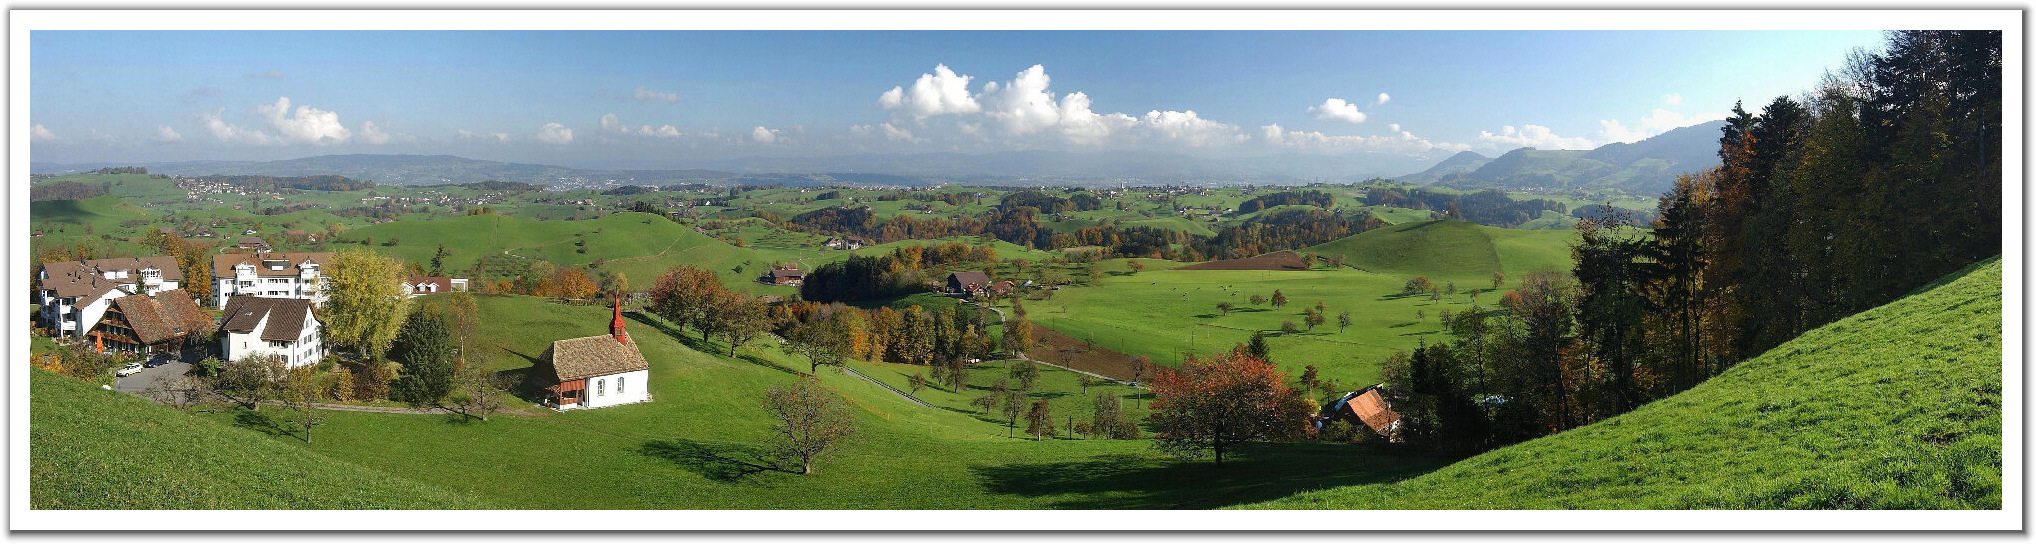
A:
32 122 1726 192
1392 120 1726 194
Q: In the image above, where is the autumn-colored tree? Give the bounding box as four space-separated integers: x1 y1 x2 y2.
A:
709 291 772 357
554 267 599 302
1025 398 1057 440
1216 301 1234 316
1147 351 1311 466
648 266 723 340
324 248 414 363
1127 259 1145 274
1249 294 1266 306
1270 290 1288 308
909 373 928 396
1002 317 1034 358
280 364 324 443
1403 276 1435 296
1009 360 1040 391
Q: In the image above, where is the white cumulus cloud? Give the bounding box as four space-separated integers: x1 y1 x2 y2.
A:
202 109 282 146
1140 110 1242 147
154 125 184 142
31 124 57 142
1261 123 1468 154
358 121 391 145
751 126 781 144
1376 93 1391 106
256 97 351 145
1598 108 1726 144
880 122 924 143
879 64 981 119
849 124 874 137
1309 98 1368 124
634 86 681 103
534 123 573 145
1474 125 1596 151
458 129 511 143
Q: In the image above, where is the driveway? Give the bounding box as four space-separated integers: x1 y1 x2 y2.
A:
114 361 193 394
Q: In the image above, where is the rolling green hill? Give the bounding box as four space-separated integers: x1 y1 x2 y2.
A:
342 212 796 293
29 368 489 509
1306 219 1577 284
1243 257 2002 509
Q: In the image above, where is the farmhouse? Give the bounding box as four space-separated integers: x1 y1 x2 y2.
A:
824 236 868 250
767 266 805 286
535 294 650 410
945 270 992 297
211 251 332 308
217 296 325 368
237 236 272 252
1315 385 1403 440
90 289 209 356
36 256 183 339
403 276 471 297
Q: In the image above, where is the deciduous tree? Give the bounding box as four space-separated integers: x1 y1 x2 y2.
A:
1025 399 1056 440
761 376 855 475
324 248 414 362
1147 351 1310 466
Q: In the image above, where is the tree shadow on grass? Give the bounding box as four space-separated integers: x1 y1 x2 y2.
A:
968 442 1452 509
233 407 296 438
640 438 791 483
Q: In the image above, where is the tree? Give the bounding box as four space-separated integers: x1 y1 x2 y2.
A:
1270 290 1289 308
446 359 510 422
1147 351 1310 466
1404 276 1435 296
554 267 599 302
761 376 856 475
1337 311 1353 333
324 248 415 363
280 364 324 443
1493 271 1506 291
1025 399 1056 440
1009 360 1040 391
1298 365 1320 395
789 317 847 375
1245 331 1271 360
1417 309 1426 323
440 291 481 363
1215 301 1234 316
909 373 928 396
389 306 456 406
1002 318 1034 359
975 379 1008 416
1078 374 1093 394
1090 391 1140 439
212 353 285 411
1250 294 1266 306
711 291 772 357
1127 259 1145 274
1000 387 1027 438
1303 308 1325 331
428 245 450 276
353 360 396 401
648 266 723 340
1280 320 1300 334
1129 354 1150 383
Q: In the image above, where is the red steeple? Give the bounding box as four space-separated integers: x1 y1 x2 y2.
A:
610 291 629 344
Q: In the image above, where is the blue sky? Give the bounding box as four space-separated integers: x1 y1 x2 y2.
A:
29 30 1887 167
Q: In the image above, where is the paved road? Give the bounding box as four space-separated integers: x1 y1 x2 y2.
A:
113 361 192 394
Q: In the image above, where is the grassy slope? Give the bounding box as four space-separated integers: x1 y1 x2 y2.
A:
1245 258 2003 509
343 212 794 294
252 294 1445 509
1306 219 1576 285
29 369 489 509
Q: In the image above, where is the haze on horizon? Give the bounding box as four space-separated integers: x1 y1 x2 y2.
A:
30 29 1884 170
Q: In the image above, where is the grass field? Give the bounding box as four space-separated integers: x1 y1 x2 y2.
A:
1022 264 1476 389
28 368 489 509
150 293 1442 509
1306 219 1577 285
1243 257 2003 509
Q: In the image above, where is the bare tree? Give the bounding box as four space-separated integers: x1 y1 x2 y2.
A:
761 376 856 475
447 361 510 422
211 354 285 411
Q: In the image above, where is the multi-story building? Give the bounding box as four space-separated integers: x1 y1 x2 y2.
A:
36 256 183 339
216 296 324 368
210 251 332 309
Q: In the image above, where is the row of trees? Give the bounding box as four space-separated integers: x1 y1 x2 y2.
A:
1363 187 1569 228
1391 30 2002 454
798 242 1000 303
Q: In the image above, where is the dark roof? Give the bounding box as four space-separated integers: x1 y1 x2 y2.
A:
771 268 805 278
947 271 991 289
539 335 649 382
110 290 209 344
218 296 316 342
212 251 331 278
40 256 183 307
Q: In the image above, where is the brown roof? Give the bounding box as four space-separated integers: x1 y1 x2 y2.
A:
539 335 649 382
948 271 991 289
212 251 331 279
218 296 316 342
406 276 454 292
110 290 209 344
40 256 182 307
770 268 805 278
1347 389 1402 435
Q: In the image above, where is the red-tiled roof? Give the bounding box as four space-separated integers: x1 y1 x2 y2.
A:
1347 389 1401 434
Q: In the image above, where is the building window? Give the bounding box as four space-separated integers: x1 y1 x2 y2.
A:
618 376 625 393
597 379 606 396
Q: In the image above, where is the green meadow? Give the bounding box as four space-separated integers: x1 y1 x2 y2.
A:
1243 258 2003 509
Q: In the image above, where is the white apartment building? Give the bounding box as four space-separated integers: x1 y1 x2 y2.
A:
36 256 182 339
216 296 325 368
211 251 332 309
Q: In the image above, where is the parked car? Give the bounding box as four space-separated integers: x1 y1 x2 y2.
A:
144 353 174 368
115 363 144 377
